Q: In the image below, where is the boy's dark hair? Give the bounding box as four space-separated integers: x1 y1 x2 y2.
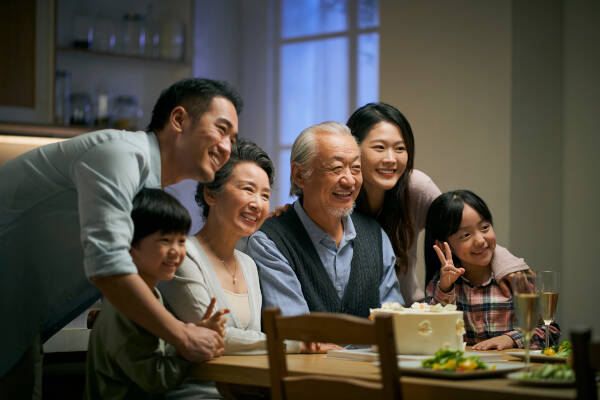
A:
424 190 493 285
131 188 191 246
347 102 416 274
196 139 274 218
147 78 243 132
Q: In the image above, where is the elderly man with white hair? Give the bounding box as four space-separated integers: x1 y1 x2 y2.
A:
247 121 403 317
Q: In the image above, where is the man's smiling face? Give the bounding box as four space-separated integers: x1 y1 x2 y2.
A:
299 132 362 220
179 96 239 182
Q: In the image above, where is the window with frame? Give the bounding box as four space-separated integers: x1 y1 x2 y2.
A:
275 0 379 206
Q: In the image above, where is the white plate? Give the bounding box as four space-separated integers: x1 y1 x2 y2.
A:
505 350 568 362
506 372 575 387
327 349 506 363
396 361 525 379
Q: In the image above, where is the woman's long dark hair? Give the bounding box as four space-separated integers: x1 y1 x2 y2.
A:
424 190 493 285
347 102 415 273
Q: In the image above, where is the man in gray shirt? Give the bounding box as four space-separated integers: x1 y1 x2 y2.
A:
0 78 240 398
247 122 403 317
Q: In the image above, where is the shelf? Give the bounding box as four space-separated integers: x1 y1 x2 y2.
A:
56 47 189 67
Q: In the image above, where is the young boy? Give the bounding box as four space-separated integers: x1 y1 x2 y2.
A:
85 188 227 399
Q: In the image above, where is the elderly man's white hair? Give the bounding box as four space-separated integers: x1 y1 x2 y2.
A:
289 121 356 198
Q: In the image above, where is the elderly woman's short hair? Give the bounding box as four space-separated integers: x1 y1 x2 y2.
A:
196 139 274 218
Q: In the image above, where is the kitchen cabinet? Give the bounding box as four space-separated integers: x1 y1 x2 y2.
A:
0 0 193 130
54 0 194 131
0 0 54 124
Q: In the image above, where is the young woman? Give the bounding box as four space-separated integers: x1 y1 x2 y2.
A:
346 103 529 304
160 140 335 399
424 190 559 350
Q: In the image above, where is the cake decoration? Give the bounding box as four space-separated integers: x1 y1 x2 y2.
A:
370 302 466 354
418 320 433 336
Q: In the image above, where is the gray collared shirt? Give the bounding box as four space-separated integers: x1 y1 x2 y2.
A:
247 201 404 316
0 129 161 375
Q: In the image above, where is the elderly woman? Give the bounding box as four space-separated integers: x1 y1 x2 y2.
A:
160 140 331 399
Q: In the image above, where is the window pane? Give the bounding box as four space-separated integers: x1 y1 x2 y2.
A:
277 149 294 206
358 0 379 28
281 0 347 39
279 38 349 146
357 32 379 108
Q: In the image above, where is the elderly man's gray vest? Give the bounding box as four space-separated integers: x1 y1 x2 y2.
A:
259 207 383 318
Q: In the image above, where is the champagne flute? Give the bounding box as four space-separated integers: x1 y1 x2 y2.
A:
513 272 540 368
538 271 559 350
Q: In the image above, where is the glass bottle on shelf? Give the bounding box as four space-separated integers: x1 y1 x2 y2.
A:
120 14 136 55
146 21 160 58
137 15 147 57
120 14 146 56
54 70 71 126
144 1 160 58
92 17 118 53
72 15 94 49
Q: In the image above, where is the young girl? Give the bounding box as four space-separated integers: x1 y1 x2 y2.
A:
424 190 560 350
346 103 529 304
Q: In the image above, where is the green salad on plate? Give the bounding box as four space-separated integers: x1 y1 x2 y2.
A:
520 364 575 381
421 349 489 372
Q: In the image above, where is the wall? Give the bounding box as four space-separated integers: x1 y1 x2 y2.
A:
379 0 512 289
239 0 275 158
509 1 563 272
510 1 564 318
193 0 242 88
562 0 600 337
380 0 600 337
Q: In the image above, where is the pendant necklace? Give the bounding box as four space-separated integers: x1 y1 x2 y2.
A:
199 234 238 285
218 256 238 285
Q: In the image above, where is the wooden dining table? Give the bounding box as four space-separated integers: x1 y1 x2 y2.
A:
190 349 591 400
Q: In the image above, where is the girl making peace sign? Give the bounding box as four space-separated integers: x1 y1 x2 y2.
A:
424 190 560 350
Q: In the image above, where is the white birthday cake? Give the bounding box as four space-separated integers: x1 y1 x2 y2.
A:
370 302 466 355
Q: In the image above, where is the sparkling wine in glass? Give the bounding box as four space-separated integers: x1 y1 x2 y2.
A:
513 272 540 368
538 271 559 349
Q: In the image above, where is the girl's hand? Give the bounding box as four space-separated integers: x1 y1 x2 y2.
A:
300 342 344 354
434 241 465 293
472 334 515 351
268 203 292 218
199 297 230 337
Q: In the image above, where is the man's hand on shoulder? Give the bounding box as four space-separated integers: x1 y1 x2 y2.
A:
268 203 292 218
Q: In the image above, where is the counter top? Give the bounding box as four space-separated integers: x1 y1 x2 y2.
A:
0 122 88 138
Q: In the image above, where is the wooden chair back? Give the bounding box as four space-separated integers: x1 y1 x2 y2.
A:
263 307 402 400
571 327 600 400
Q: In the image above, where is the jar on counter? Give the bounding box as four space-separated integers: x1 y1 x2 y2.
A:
70 92 92 126
112 95 142 131
94 88 111 128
